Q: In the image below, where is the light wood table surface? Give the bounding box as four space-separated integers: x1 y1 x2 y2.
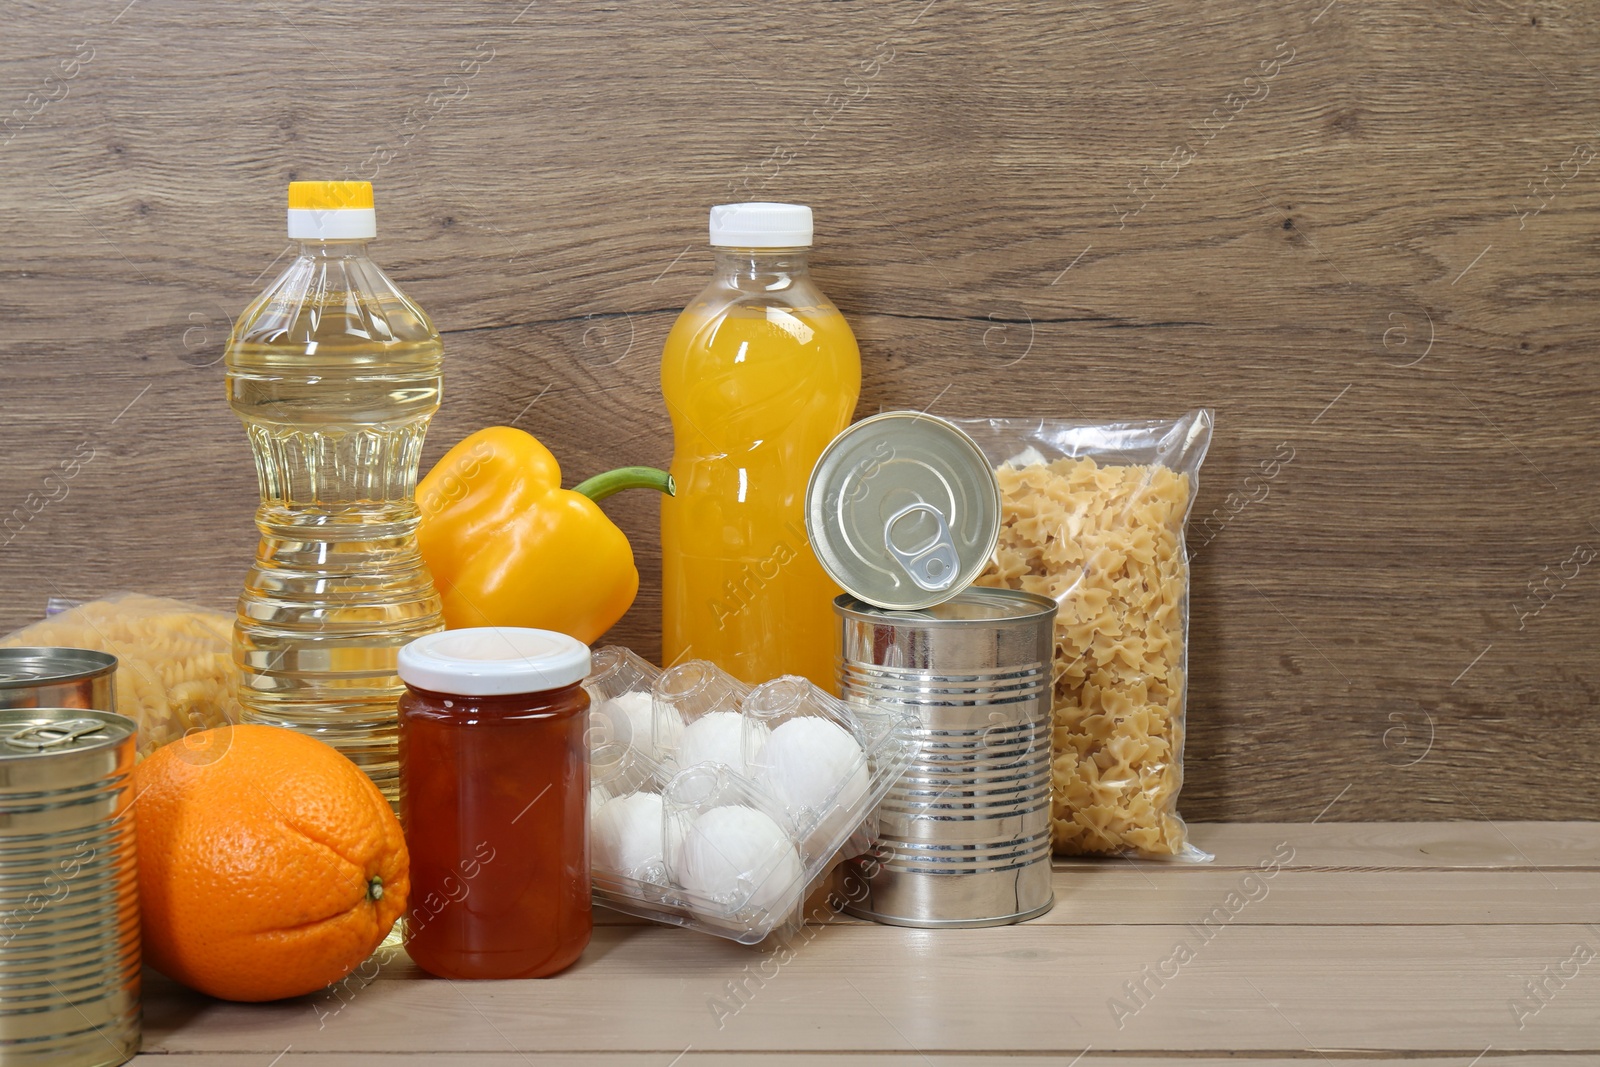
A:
133 823 1600 1064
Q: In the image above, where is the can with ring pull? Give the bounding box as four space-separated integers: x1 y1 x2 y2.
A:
806 412 1056 928
0 707 141 1067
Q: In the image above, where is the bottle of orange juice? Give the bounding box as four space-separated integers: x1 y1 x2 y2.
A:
660 203 861 688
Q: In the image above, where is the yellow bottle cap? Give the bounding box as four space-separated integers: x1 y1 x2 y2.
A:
286 181 377 239
288 181 374 211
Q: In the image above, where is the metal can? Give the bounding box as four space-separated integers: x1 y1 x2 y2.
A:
0 709 140 1067
805 411 1001 611
0 648 117 713
835 588 1056 928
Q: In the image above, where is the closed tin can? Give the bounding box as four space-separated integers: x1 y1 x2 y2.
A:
0 709 140 1067
0 648 117 714
836 588 1055 928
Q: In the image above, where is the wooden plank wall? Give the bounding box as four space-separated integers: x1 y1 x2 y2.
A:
2 0 1596 821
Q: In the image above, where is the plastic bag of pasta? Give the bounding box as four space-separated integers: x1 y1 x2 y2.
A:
953 412 1213 860
1 594 241 757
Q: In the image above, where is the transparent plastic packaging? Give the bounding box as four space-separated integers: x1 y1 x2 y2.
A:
0 594 241 756
582 646 917 942
226 204 445 803
953 412 1214 861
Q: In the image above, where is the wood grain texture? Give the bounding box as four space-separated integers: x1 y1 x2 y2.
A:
123 1059 1595 1067
124 1060 1594 1067
1105 820 1600 869
132 824 1600 1062
3 0 1598 820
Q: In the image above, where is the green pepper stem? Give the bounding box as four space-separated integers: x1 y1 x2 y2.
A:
573 466 676 502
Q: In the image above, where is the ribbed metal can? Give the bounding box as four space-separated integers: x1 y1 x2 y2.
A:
0 708 140 1067
835 588 1056 928
0 648 116 714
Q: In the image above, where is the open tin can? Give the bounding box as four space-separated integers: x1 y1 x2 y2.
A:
834 589 1056 927
0 708 140 1067
807 413 1057 928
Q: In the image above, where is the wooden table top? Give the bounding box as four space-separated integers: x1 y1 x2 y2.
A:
133 822 1600 1064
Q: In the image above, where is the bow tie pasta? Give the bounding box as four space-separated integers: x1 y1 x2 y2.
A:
977 456 1194 857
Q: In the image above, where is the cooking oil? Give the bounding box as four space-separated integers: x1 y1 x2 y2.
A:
225 181 444 802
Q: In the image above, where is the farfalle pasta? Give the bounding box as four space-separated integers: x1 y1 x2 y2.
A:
957 413 1212 860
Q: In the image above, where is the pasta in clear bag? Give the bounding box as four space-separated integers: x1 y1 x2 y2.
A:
1 593 241 757
952 412 1213 861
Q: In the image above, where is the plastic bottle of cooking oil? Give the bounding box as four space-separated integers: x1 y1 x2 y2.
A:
660 203 861 688
225 181 444 803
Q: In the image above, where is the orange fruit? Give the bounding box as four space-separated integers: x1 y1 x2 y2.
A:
134 724 409 1002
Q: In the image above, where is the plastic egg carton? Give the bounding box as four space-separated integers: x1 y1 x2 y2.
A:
583 646 918 944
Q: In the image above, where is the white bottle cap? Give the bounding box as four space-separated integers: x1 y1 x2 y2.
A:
709 202 813 248
288 209 376 240
286 181 378 241
398 627 592 696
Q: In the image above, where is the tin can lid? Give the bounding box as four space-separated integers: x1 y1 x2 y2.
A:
0 647 116 689
0 708 135 760
399 627 592 696
805 411 1001 611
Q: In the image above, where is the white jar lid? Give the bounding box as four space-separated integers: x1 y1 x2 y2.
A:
709 202 813 248
398 627 592 696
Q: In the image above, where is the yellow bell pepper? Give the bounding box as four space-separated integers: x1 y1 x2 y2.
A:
416 426 673 644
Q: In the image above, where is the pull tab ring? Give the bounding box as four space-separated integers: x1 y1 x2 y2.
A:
883 502 961 593
4 718 107 751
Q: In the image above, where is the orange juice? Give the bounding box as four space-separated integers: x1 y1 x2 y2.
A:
661 204 860 688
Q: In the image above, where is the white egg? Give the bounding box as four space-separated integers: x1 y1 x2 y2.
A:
760 717 869 830
589 694 632 752
677 804 802 916
592 792 666 880
590 691 665 793
674 710 768 776
618 690 681 762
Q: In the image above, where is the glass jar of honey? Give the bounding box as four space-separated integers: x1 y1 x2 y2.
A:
397 627 591 979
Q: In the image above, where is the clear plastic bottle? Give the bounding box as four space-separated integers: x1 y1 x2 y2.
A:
660 203 861 688
225 181 445 803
